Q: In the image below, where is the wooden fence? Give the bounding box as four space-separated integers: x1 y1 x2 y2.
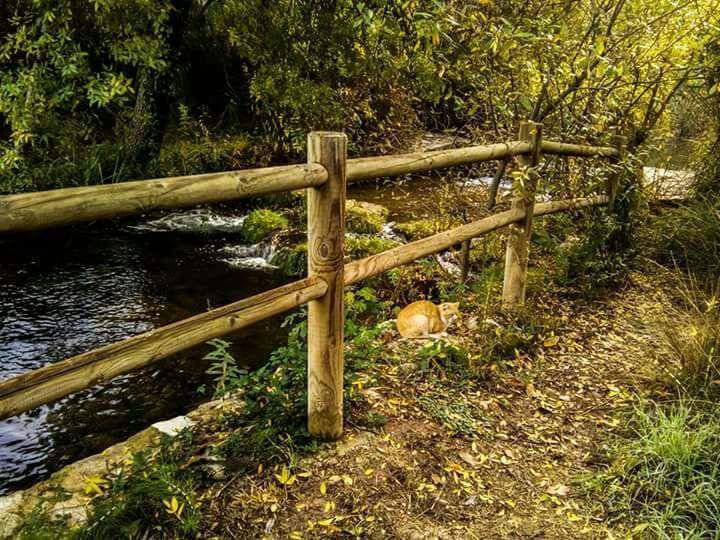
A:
0 121 627 440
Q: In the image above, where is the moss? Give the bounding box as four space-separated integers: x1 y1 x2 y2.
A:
345 236 398 259
241 209 289 243
270 236 397 277
394 219 441 240
346 199 388 234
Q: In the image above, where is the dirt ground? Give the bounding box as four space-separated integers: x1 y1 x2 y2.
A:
202 269 672 539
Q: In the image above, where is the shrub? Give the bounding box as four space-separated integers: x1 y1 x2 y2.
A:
270 243 307 276
553 208 632 291
76 433 201 539
241 209 289 244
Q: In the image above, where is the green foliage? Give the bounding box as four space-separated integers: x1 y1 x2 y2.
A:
241 209 288 244
217 286 389 468
19 502 73 539
345 235 398 259
202 338 247 398
270 243 308 277
0 0 172 190
594 272 720 538
418 389 479 437
77 432 201 539
1 0 711 194
595 402 720 538
553 208 633 291
394 219 442 241
660 276 720 400
413 339 472 377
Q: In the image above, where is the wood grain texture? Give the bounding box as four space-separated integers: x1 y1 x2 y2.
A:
0 277 327 420
541 140 618 158
346 141 531 182
306 132 347 440
344 195 608 286
502 121 542 307
0 164 327 233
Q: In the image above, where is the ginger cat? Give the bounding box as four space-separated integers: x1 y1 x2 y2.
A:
396 300 460 339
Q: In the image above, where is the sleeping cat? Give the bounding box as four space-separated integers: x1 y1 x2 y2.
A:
396 300 460 339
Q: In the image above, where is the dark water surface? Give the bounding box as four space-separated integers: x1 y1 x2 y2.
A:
0 223 287 494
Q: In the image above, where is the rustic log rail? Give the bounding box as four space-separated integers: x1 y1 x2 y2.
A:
0 124 627 440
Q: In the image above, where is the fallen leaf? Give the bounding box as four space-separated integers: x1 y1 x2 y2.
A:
547 483 571 496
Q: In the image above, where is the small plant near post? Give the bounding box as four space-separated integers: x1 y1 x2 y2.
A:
502 120 543 307
306 131 347 440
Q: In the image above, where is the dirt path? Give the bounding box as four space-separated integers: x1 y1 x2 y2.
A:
205 271 672 538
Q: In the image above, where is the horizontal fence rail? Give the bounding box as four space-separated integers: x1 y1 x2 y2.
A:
346 140 531 182
0 277 327 420
540 140 619 158
344 194 607 285
0 139 614 234
0 123 628 444
0 164 328 233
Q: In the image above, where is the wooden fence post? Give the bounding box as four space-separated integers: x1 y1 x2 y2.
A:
608 133 628 206
307 131 347 440
502 120 542 307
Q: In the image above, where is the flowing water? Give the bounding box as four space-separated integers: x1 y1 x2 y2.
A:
0 214 289 494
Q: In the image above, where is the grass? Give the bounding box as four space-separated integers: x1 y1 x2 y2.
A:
660 275 720 400
597 402 720 538
594 270 720 538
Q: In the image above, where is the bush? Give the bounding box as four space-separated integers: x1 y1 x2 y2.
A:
270 243 307 276
75 433 201 539
553 208 632 291
241 209 289 244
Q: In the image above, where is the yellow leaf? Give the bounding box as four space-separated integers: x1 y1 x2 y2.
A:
320 481 327 495
543 335 560 348
275 465 297 486
83 475 109 496
342 474 354 486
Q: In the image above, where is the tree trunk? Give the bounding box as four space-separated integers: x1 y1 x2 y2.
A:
122 0 193 176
